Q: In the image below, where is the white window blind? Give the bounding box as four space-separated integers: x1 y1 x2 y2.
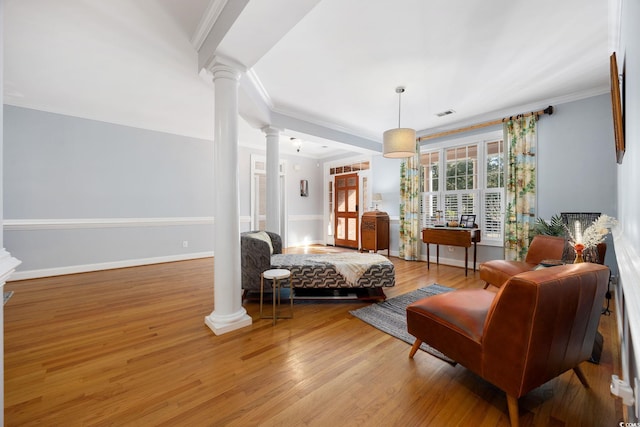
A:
483 190 503 240
444 194 459 222
419 132 505 245
420 193 440 227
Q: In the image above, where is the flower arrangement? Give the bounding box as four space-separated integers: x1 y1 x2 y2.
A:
566 214 618 248
566 215 617 263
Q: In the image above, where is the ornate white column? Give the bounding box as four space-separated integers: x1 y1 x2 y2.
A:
263 126 281 235
204 60 252 335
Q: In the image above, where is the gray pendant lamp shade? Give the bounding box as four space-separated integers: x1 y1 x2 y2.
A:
382 87 416 158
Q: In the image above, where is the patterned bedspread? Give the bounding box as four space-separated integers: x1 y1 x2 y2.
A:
270 253 395 288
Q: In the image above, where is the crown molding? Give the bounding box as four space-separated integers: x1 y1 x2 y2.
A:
417 86 610 140
243 68 273 110
191 0 228 51
608 0 623 53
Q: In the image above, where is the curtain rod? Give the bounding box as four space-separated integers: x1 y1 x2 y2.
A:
417 105 554 142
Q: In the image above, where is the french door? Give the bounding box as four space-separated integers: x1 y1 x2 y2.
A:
334 173 359 248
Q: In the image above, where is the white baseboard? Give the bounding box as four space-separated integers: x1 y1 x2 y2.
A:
422 255 471 270
8 252 214 281
7 250 475 282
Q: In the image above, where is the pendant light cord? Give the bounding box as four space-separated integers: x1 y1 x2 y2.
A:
396 86 405 128
398 91 401 128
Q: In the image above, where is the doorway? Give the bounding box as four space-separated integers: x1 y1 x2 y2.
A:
334 173 359 248
251 155 286 242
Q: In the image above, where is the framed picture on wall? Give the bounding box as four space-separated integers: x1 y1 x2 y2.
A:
300 180 308 197
610 52 625 164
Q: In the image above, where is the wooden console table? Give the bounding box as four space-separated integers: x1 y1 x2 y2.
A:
422 227 481 276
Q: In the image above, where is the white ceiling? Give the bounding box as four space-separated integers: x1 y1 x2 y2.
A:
4 0 611 159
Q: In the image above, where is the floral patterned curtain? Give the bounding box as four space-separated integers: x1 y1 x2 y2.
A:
399 141 421 261
504 115 538 261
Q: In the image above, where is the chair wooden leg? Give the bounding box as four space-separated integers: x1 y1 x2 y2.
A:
483 282 490 289
506 394 519 427
409 339 422 358
573 365 590 388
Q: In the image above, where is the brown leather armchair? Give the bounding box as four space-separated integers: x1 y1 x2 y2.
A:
406 263 609 427
479 234 566 289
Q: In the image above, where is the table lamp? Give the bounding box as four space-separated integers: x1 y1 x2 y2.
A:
372 193 383 210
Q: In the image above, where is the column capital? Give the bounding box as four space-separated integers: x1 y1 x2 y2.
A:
211 64 241 82
262 126 282 137
210 55 245 82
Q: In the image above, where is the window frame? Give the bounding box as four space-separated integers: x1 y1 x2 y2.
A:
419 130 505 247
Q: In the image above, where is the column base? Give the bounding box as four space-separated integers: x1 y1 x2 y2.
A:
204 309 252 335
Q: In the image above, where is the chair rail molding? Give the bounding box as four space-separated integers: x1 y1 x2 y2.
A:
3 217 215 231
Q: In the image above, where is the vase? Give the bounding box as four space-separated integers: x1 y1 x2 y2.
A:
574 245 585 264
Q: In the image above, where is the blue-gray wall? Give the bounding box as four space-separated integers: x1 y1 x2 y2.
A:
3 93 618 279
237 145 325 246
537 94 618 270
4 106 215 277
613 0 640 421
537 94 617 218
3 106 327 278
378 93 617 267
5 106 215 219
283 155 324 246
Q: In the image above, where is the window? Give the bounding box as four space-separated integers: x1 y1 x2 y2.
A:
420 132 505 245
445 145 477 191
443 145 478 223
484 140 505 240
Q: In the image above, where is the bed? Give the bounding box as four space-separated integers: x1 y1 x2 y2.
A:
241 231 395 299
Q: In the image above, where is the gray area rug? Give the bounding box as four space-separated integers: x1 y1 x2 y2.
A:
350 284 456 364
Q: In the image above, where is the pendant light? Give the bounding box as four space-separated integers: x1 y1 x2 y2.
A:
383 87 416 158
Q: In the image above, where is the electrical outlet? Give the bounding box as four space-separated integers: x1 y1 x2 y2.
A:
182 240 189 248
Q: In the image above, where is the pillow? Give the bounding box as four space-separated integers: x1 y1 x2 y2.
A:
534 259 564 270
246 231 274 255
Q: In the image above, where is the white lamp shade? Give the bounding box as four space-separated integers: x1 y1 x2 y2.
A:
383 128 417 158
372 193 383 202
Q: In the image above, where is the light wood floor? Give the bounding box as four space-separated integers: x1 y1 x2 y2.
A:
4 247 622 426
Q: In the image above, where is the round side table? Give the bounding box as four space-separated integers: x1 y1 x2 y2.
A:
260 269 293 325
